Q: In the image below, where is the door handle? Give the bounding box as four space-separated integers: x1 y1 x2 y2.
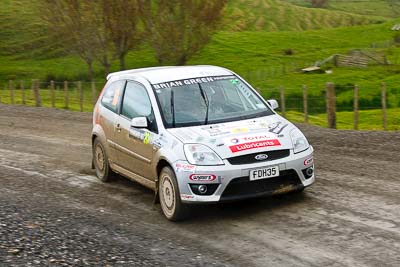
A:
115 123 122 132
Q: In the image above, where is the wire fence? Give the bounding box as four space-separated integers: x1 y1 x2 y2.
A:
0 79 399 131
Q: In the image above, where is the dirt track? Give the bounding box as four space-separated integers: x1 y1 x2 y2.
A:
0 104 399 266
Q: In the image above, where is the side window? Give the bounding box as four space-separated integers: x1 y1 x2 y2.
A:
121 81 157 131
101 80 125 113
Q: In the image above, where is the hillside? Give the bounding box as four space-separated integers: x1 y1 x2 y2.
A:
224 0 387 31
0 0 399 104
287 0 400 18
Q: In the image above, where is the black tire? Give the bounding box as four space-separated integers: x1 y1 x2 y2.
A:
159 167 189 221
290 186 305 194
93 138 114 182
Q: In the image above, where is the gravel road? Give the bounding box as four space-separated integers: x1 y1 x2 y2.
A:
0 104 399 266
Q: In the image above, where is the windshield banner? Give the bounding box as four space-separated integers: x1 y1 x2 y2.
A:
152 75 235 89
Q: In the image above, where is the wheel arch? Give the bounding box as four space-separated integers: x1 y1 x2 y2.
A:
91 124 108 169
154 158 175 203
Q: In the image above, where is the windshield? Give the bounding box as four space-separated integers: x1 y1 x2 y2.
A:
152 75 274 128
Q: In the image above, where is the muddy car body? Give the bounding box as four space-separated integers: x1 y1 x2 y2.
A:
92 65 315 220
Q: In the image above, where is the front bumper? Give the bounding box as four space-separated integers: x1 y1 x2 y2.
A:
175 146 315 203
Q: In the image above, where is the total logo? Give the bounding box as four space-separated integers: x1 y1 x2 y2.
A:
189 174 216 181
230 138 240 144
230 134 275 144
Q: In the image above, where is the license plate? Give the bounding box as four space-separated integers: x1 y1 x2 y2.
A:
249 166 279 181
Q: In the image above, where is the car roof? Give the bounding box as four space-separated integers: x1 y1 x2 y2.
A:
106 65 234 84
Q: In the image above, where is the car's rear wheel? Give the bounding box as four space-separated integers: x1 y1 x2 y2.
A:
159 167 189 221
93 138 114 182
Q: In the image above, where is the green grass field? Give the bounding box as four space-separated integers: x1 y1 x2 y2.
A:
286 0 400 18
286 109 400 131
0 0 399 130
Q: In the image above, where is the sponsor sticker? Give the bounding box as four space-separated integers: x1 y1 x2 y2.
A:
226 133 276 145
229 139 281 153
232 127 248 134
175 163 196 172
111 87 121 106
181 194 194 200
152 75 235 90
304 157 314 166
189 174 217 181
268 121 288 135
129 128 145 140
143 132 151 144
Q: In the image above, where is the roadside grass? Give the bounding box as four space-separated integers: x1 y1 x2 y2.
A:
286 109 400 131
1 88 399 131
0 87 99 112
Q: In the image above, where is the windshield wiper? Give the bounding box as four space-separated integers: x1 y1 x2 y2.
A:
198 84 209 125
171 90 175 127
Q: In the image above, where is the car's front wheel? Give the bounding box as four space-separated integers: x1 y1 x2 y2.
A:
159 167 189 221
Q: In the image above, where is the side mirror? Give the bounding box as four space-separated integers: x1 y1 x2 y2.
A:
131 117 148 128
267 99 279 110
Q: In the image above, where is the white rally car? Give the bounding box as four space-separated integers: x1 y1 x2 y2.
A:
92 65 315 220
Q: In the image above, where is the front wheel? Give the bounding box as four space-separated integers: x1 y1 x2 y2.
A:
159 167 189 221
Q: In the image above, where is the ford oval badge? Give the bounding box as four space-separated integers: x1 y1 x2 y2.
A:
255 154 268 161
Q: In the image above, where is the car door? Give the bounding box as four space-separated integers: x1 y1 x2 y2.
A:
114 80 158 180
99 80 125 163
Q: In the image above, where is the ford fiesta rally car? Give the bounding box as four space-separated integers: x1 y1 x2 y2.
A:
92 65 315 221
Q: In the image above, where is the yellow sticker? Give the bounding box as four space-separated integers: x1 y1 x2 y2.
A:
143 132 151 144
232 128 248 134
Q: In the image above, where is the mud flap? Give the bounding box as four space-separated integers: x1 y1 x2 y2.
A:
153 179 160 205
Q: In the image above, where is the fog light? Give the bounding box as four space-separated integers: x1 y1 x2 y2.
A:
302 165 314 179
198 185 208 194
189 184 219 196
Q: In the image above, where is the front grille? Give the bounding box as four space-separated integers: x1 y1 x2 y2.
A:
226 149 290 165
220 169 302 201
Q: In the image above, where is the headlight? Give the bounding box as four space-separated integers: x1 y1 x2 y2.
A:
184 144 224 166
290 128 309 154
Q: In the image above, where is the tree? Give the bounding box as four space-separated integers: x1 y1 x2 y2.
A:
310 0 329 8
103 0 143 70
41 0 101 81
139 0 227 65
41 0 143 79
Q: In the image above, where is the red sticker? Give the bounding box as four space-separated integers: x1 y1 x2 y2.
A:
304 157 314 166
229 139 281 153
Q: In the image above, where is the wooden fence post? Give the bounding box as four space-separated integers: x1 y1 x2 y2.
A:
381 82 387 131
280 86 286 117
33 79 42 107
20 80 25 105
303 85 308 123
64 81 69 109
326 82 336 129
50 80 55 108
354 84 359 130
9 80 14 104
78 81 83 112
91 81 97 105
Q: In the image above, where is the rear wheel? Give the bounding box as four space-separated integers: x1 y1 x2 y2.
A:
93 138 114 182
159 167 189 221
